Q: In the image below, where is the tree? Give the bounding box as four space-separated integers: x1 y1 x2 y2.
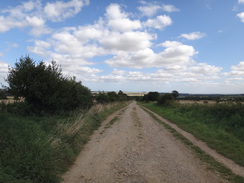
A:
146 92 160 101
96 92 109 103
172 90 179 99
157 93 174 106
107 91 119 102
6 56 93 113
118 90 128 101
0 89 7 99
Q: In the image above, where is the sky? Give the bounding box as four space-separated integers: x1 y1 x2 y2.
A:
0 0 244 94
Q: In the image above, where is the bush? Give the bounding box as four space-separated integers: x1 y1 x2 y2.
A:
0 89 7 99
95 91 128 103
158 93 174 106
5 56 93 114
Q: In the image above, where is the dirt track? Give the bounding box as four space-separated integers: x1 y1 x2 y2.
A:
62 102 228 183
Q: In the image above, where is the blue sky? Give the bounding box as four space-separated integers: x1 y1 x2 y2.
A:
0 0 244 94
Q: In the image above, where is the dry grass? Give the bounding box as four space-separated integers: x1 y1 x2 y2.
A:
59 102 126 136
0 96 24 104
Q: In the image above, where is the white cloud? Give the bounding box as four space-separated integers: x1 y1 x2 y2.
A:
22 1 36 11
0 19 25 34
226 61 244 76
96 62 222 85
155 41 197 66
238 0 244 4
237 12 244 23
44 0 89 22
62 65 102 79
179 32 206 40
74 25 103 43
106 4 127 20
27 40 52 57
105 48 155 68
26 16 45 27
25 2 221 89
106 4 142 32
0 60 9 84
108 18 142 32
138 4 161 17
28 25 106 75
105 41 197 68
0 0 89 35
0 0 44 34
162 5 179 12
143 15 172 30
138 2 179 16
100 31 154 52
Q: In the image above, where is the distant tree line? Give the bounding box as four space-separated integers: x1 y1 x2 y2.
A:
95 90 128 103
141 90 179 105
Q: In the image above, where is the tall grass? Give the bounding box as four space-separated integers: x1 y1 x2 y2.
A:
0 102 129 183
140 102 244 167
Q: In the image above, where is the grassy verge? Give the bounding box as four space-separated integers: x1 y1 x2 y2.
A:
141 106 244 183
139 102 244 167
0 102 129 183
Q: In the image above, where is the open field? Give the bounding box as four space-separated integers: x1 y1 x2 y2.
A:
140 102 244 168
178 99 244 104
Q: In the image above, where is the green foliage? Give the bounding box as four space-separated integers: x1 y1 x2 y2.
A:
6 56 92 113
140 102 244 167
172 90 179 99
143 92 159 102
157 93 174 105
0 89 7 99
107 92 119 102
0 101 32 115
143 108 244 183
95 92 110 103
0 102 128 183
95 91 128 103
0 114 60 183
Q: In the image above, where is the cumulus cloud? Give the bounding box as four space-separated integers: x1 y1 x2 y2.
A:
0 0 89 35
138 2 179 16
106 4 142 32
179 32 206 40
226 62 244 76
25 2 221 89
238 0 244 4
143 15 172 30
96 62 222 85
28 25 106 75
237 12 244 23
44 0 89 22
138 4 161 17
156 41 197 66
105 48 155 68
100 31 154 52
162 5 179 12
105 41 197 68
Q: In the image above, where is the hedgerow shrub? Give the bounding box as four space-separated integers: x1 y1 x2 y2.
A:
5 56 92 114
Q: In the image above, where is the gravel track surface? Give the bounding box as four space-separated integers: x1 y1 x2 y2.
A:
62 102 229 183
